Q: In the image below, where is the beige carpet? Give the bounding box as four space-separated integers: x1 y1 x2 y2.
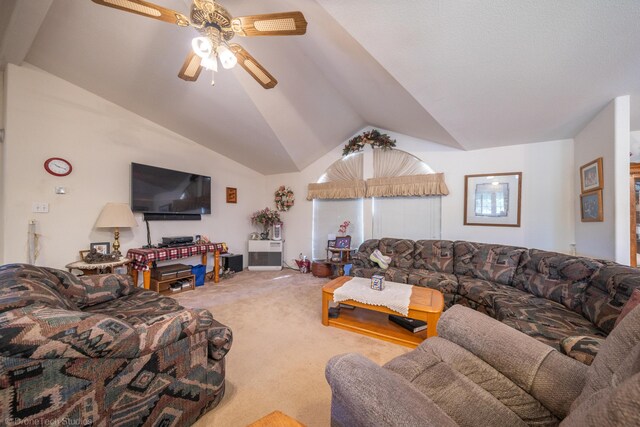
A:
174 270 410 426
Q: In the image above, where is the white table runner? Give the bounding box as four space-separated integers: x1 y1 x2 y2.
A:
333 277 412 316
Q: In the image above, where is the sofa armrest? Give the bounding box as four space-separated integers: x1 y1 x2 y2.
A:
351 251 375 269
207 319 233 360
0 304 140 358
436 305 588 418
325 353 457 427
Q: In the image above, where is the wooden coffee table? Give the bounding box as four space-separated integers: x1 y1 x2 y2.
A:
322 276 444 348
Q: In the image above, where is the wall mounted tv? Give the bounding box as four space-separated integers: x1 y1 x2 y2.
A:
131 162 211 220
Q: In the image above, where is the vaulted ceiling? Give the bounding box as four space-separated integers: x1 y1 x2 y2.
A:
2 0 640 174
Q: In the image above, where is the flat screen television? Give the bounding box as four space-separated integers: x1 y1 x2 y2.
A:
131 162 211 215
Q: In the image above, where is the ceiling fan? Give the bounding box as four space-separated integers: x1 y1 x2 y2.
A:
91 0 307 88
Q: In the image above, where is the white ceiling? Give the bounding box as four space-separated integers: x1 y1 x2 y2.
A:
2 0 640 174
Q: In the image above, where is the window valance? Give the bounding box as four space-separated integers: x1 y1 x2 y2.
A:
307 180 367 200
365 174 449 197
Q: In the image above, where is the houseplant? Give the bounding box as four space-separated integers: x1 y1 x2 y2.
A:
251 207 282 239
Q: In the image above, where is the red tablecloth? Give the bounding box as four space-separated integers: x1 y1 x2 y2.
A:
127 243 228 271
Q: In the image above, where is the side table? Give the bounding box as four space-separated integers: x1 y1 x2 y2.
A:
66 257 131 276
327 247 352 277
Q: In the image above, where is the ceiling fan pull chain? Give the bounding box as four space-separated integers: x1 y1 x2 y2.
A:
211 70 215 86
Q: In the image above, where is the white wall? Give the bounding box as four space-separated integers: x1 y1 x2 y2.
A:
267 127 576 266
2 64 268 271
574 97 630 263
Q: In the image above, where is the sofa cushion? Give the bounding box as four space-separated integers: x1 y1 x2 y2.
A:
560 336 604 366
383 337 557 425
84 288 183 325
378 238 415 268
582 262 640 333
351 239 379 269
615 288 640 327
351 266 385 279
408 269 458 308
0 264 78 312
454 241 526 286
384 267 408 283
44 268 134 308
512 249 603 313
495 297 606 351
457 276 532 314
413 240 454 273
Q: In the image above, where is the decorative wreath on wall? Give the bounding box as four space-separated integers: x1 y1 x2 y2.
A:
275 186 295 211
342 129 397 156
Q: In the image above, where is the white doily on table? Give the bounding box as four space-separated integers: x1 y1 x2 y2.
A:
333 277 412 316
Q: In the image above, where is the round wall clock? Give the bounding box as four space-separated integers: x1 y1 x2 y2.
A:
44 157 72 177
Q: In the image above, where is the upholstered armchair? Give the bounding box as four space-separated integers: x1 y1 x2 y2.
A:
326 304 639 426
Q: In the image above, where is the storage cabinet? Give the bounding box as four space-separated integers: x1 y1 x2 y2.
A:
150 274 195 296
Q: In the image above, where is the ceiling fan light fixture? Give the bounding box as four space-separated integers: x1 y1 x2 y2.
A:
217 44 237 69
192 36 212 59
201 56 217 71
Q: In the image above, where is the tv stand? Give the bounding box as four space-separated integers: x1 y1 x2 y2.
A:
127 243 227 289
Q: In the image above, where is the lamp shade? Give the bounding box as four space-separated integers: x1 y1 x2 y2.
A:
95 203 138 228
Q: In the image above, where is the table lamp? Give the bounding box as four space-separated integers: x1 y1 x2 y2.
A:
95 202 138 256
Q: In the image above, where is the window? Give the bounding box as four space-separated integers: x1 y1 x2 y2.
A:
372 196 441 240
312 199 363 259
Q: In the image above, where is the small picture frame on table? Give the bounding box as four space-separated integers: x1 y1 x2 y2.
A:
79 250 90 261
90 242 110 255
328 239 336 248
335 236 351 249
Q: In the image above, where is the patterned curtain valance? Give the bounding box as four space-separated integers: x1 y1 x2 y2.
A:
306 180 367 200
365 174 449 197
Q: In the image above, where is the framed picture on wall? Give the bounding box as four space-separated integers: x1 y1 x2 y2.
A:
464 172 522 227
226 187 237 203
580 157 603 193
580 189 603 222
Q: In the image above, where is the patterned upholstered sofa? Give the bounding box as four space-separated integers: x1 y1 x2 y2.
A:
351 239 640 363
0 263 232 426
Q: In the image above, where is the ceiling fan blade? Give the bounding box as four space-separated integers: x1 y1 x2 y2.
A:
178 51 203 82
91 0 190 26
231 12 307 37
229 44 277 89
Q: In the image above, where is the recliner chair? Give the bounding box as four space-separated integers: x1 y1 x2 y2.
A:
326 304 639 426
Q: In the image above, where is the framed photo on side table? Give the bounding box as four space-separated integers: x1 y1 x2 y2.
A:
79 250 90 261
90 242 110 255
335 236 351 249
464 172 522 227
580 157 603 193
580 189 603 222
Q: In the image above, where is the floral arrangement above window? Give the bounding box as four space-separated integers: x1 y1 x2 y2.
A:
275 186 295 211
342 129 396 156
251 207 281 230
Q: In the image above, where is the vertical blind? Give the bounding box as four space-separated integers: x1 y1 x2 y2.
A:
312 199 364 260
372 196 442 241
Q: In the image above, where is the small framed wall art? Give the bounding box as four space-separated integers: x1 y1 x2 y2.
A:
580 189 603 222
226 187 237 203
580 157 603 193
464 172 522 227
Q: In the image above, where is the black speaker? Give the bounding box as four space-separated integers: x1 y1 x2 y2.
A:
221 254 243 273
143 213 201 221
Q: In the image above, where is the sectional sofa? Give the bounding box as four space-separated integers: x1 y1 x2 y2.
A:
351 238 640 364
0 263 232 426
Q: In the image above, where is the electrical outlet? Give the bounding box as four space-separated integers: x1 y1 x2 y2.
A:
32 202 49 213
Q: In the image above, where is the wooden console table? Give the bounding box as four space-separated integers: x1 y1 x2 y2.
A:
127 243 227 289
